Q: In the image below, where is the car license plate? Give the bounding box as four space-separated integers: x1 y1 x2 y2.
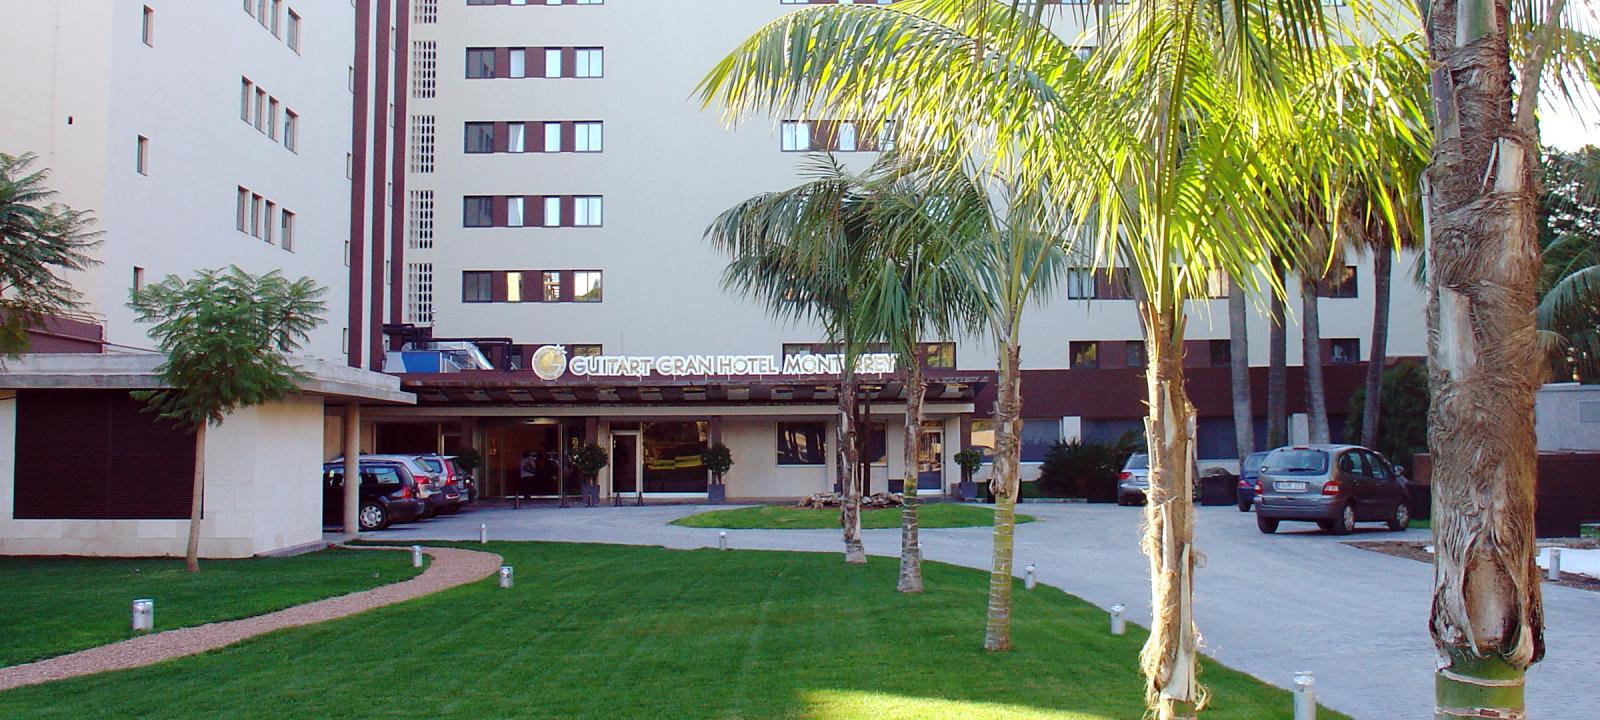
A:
1275 481 1307 492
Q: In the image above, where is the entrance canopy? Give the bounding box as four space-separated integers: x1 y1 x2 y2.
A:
396 370 989 408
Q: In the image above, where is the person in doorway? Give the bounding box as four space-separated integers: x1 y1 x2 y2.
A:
518 451 538 508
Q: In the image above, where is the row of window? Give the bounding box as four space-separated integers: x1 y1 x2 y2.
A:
462 270 603 303
468 0 604 5
235 186 298 251
1059 266 1357 301
240 78 300 152
466 47 603 79
463 195 603 228
241 0 302 52
1068 338 1362 369
779 120 896 153
464 121 604 154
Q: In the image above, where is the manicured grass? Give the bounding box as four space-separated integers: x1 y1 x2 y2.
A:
672 503 1036 529
0 542 1347 720
0 548 425 667
1409 518 1431 530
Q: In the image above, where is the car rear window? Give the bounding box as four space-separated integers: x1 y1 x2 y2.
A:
417 457 444 473
1242 453 1267 473
1261 448 1329 474
1124 454 1148 470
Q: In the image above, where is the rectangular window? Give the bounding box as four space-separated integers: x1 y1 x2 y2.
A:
135 136 148 175
465 48 495 78
1070 340 1099 368
543 196 561 227
1095 268 1136 300
254 88 266 131
575 196 602 226
543 271 561 301
250 194 263 237
507 196 525 227
406 262 434 324
1205 268 1230 299
257 0 268 27
280 210 295 251
133 266 145 292
1065 267 1094 299
777 422 827 466
573 271 602 302
508 122 526 153
781 121 811 152
544 48 563 77
544 122 561 152
1126 341 1145 368
506 271 523 302
922 342 956 369
575 121 602 152
1209 339 1232 367
575 48 603 77
462 271 493 302
1329 338 1360 364
286 10 300 51
509 49 526 78
411 115 436 173
244 0 254 16
1318 265 1359 299
463 196 494 227
837 121 857 152
412 41 438 98
270 0 282 35
240 78 253 122
1020 419 1060 464
408 190 435 249
267 98 280 140
571 344 603 356
464 122 495 153
283 111 298 152
236 187 249 231
263 200 276 243
141 6 154 45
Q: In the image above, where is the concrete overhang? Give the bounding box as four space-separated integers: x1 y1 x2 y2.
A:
0 353 415 405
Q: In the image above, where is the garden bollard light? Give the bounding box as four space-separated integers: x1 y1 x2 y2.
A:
499 566 514 589
1293 671 1316 720
411 545 423 568
1024 563 1037 590
480 523 488 545
1110 604 1126 636
719 531 728 551
1548 548 1561 581
132 599 154 633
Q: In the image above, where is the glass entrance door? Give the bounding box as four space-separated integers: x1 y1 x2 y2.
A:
611 433 641 502
917 425 944 491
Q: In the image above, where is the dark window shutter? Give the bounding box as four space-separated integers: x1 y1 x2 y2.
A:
14 390 194 520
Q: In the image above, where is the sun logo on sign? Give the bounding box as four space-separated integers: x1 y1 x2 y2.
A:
531 345 568 381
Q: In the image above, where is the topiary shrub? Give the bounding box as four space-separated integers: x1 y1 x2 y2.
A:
702 443 734 484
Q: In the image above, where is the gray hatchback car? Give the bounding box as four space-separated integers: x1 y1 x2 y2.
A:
1254 444 1410 535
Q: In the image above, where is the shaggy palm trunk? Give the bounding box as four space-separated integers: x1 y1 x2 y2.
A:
897 344 925 593
1267 265 1289 448
184 423 206 573
1300 275 1329 444
982 340 1022 652
1139 304 1200 720
1362 245 1392 449
1424 0 1545 713
1227 282 1255 459
838 373 866 564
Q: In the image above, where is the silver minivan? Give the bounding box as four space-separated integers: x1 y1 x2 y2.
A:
1116 453 1151 505
1254 444 1410 534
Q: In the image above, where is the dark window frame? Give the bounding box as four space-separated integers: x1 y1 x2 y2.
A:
462 271 493 303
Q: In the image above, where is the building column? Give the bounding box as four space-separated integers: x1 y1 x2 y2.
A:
343 402 362 534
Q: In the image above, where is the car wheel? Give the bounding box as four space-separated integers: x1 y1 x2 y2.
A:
1238 496 1252 512
1387 501 1411 532
1256 515 1279 534
358 503 388 531
1330 504 1357 535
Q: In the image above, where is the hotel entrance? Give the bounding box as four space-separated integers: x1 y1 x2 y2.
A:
608 420 709 498
610 431 641 503
482 418 585 498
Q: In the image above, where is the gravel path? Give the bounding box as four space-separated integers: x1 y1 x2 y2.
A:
0 545 503 692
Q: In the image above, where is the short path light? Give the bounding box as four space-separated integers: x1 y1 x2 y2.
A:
1109 604 1126 636
1023 563 1037 590
411 545 423 568
499 566 514 589
1293 671 1316 720
479 523 488 545
718 531 728 551
131 599 154 633
1548 548 1561 581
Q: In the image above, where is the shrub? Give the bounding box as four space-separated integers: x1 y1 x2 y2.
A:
569 442 609 482
702 443 734 482
1345 361 1429 469
1037 430 1147 499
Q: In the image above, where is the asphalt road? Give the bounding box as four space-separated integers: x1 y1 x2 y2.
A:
376 502 1600 719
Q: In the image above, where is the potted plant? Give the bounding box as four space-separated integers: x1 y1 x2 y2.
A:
955 448 984 502
702 443 734 503
569 441 609 507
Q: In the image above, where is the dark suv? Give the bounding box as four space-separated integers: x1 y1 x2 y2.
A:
323 460 427 531
1254 445 1410 535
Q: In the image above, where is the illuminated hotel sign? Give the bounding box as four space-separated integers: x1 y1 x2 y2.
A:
529 345 898 381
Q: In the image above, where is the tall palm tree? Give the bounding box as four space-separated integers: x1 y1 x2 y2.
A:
706 156 875 564
1227 282 1254 461
1266 266 1290 447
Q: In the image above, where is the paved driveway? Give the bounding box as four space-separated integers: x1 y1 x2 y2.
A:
377 502 1600 720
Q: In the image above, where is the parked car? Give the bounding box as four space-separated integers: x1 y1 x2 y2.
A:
445 456 477 503
332 454 451 517
322 460 426 531
1116 453 1150 505
1237 451 1270 511
414 454 469 513
1254 444 1410 535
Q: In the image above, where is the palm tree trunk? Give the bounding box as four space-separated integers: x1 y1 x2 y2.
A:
1228 282 1254 459
1267 264 1289 448
1361 245 1392 449
838 373 866 564
1424 0 1545 713
983 340 1022 652
1138 303 1200 720
897 343 925 593
184 423 206 573
1300 274 1329 444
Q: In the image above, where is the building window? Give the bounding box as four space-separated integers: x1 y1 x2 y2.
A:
575 121 602 152
1204 268 1230 299
544 48 563 77
507 197 525 227
922 342 956 369
411 115 436 172
283 111 299 152
415 0 439 24
575 196 602 226
1065 267 1093 299
286 10 300 51
508 122 526 153
781 121 811 152
135 136 149 175
1209 339 1231 367
1095 268 1136 300
1318 265 1359 298
543 271 561 301
270 0 282 36
1021 419 1060 463
1070 341 1099 368
463 196 494 227
509 48 527 78
466 48 495 78
575 48 603 77
569 344 603 356
412 41 438 98
263 201 276 243
240 78 253 122
141 6 154 45
280 210 295 251
236 187 249 231
777 422 827 466
467 0 494 4
1329 338 1360 365
266 98 280 140
250 193 263 237
254 88 267 130
256 0 268 27
837 121 857 152
573 271 602 302
464 122 495 153
407 262 434 324
544 122 562 152
506 271 524 303
543 197 561 227
1125 341 1145 368
408 190 435 249
462 271 493 302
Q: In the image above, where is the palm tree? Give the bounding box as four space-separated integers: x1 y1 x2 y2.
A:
1226 281 1254 461
1266 266 1290 447
706 156 877 564
1537 146 1600 382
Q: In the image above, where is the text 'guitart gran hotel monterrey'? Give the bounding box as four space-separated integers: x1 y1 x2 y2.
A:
0 0 1426 557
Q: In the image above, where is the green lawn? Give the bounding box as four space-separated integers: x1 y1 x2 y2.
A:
1409 517 1430 530
0 548 425 667
0 542 1345 720
672 503 1035 529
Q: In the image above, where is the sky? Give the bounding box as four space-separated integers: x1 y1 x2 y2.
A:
1543 101 1597 151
